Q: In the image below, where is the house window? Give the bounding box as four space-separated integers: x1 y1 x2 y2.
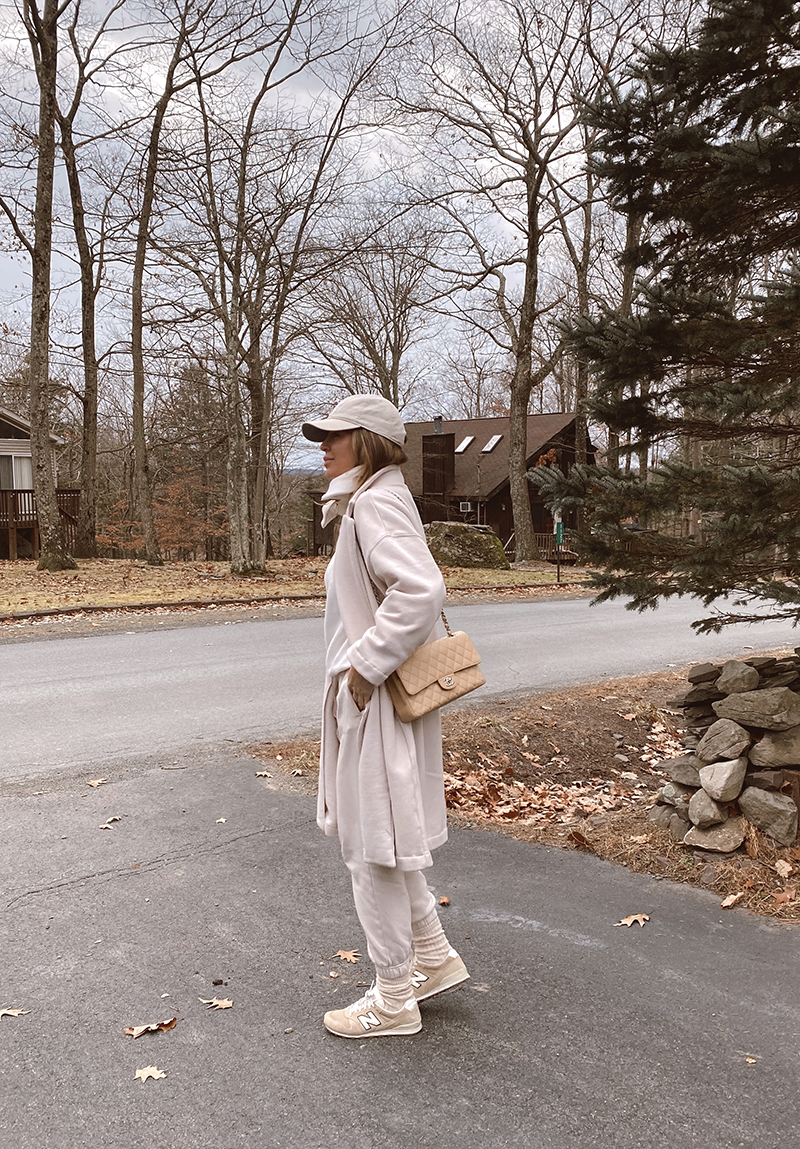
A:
0 455 33 489
13 456 33 488
481 434 503 453
454 436 475 454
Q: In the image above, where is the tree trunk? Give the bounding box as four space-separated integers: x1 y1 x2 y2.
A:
507 171 541 562
25 0 76 571
58 114 98 557
130 23 189 566
224 340 253 575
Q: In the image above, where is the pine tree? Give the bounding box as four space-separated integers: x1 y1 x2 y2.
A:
533 0 800 631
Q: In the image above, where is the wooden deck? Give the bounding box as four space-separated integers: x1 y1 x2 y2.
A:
0 489 80 558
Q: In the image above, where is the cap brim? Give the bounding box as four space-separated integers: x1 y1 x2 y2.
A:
301 417 360 442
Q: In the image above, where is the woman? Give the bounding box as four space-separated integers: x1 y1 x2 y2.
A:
303 393 469 1039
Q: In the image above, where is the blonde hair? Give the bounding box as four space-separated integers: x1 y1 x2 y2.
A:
350 426 408 489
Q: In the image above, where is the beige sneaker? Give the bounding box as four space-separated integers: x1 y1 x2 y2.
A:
411 949 470 1002
323 986 422 1039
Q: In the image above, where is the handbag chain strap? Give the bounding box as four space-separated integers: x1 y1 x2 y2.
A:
351 515 453 637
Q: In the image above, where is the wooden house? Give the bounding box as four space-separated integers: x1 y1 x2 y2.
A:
402 412 592 555
0 406 79 559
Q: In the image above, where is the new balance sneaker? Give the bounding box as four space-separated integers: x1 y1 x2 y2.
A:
411 949 470 1002
323 986 422 1039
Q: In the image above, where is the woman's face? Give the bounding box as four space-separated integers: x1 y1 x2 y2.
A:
320 429 357 480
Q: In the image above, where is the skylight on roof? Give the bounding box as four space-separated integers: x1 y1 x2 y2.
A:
455 435 475 454
481 434 503 453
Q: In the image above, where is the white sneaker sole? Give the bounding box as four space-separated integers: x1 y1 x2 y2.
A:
323 1017 422 1038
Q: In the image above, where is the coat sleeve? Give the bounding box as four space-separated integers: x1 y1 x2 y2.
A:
346 489 446 685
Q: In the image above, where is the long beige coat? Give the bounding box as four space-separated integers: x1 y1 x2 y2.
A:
318 465 448 871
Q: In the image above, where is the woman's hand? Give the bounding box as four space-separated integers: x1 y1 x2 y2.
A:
347 667 375 712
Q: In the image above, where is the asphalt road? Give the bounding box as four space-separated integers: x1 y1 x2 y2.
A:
2 753 798 1149
2 597 799 1148
0 595 796 779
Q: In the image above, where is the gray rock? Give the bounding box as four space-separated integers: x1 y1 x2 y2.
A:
659 781 695 807
687 662 722 684
689 788 729 828
683 817 746 853
698 757 748 803
738 787 799 845
424 521 510 569
746 769 786 791
749 724 800 768
759 671 799 690
716 660 760 694
696 719 752 764
683 683 725 705
656 753 701 787
647 803 674 830
700 864 718 886
712 688 800 731
669 814 688 842
684 703 717 719
744 656 776 670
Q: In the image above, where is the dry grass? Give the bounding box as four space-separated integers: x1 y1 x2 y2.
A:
0 557 592 614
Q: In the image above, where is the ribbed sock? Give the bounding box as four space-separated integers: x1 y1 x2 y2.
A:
411 909 452 967
375 969 415 1013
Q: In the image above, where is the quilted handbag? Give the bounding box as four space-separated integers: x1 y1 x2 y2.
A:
352 522 485 721
385 619 485 723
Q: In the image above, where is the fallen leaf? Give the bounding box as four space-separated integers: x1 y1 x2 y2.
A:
438 895 450 906
328 971 340 979
721 893 744 909
0 1007 29 1019
775 860 794 879
789 846 800 861
620 713 636 721
567 830 594 851
99 816 121 830
629 834 648 844
134 1065 166 1083
771 888 797 905
86 778 107 788
255 771 272 778
290 769 304 777
745 1057 757 1065
123 1018 177 1039
199 997 233 1010
333 949 361 964
215 818 226 824
614 913 650 928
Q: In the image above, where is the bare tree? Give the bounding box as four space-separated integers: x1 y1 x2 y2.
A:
305 201 445 407
154 6 406 571
389 0 589 559
19 0 77 569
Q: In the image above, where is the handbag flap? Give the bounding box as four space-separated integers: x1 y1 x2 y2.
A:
392 632 481 697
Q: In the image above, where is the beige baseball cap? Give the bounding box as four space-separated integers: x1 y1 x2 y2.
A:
302 394 406 447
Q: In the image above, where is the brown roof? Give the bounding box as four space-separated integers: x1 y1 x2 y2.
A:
402 412 577 500
0 404 64 445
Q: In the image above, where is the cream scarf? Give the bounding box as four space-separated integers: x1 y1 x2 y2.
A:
320 466 361 528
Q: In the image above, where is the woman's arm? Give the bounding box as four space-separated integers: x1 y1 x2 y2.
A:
347 490 447 689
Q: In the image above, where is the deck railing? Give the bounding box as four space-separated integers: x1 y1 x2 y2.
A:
0 489 80 554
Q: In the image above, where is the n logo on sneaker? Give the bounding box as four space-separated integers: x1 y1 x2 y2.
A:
357 1011 382 1031
410 970 429 988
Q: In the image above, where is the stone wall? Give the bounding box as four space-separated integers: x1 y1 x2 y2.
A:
649 654 800 852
